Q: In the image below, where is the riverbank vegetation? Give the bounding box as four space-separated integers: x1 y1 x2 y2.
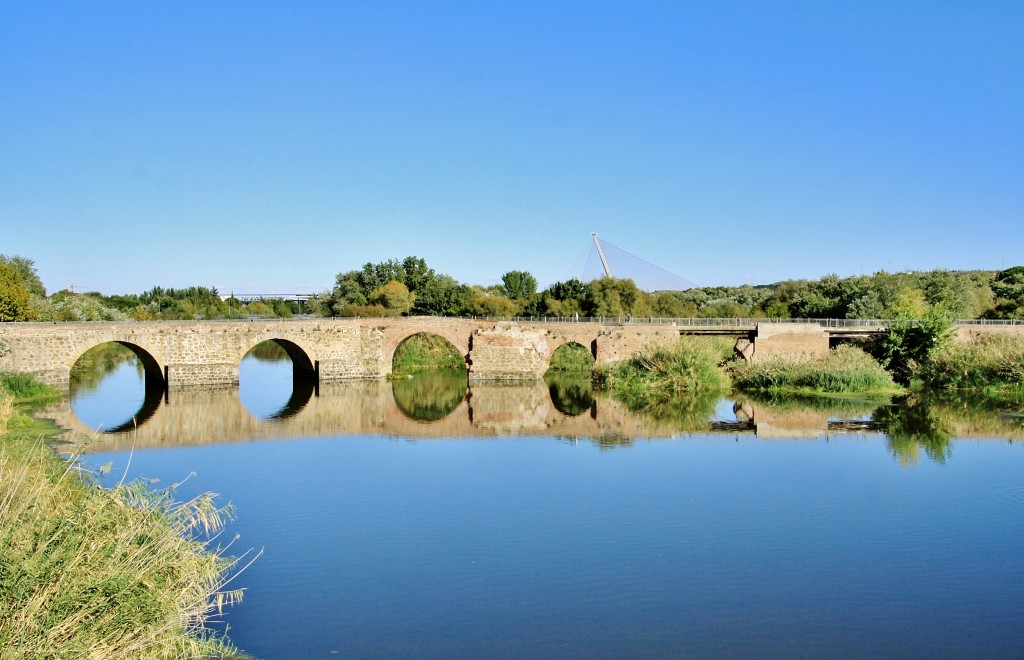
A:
915 334 1024 400
0 376 248 658
731 345 902 395
595 338 732 409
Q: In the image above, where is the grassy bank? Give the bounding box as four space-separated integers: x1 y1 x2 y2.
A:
731 345 903 396
0 376 248 658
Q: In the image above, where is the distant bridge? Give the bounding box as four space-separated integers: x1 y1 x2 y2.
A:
0 317 1020 389
219 293 316 303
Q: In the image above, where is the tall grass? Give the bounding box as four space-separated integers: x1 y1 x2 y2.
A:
917 334 1024 393
0 371 61 403
731 345 902 395
596 338 730 409
0 382 252 658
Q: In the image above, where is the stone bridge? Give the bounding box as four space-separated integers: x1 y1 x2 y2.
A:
1 317 1020 389
0 317 689 388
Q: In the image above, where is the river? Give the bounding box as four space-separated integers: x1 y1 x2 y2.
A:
37 346 1024 658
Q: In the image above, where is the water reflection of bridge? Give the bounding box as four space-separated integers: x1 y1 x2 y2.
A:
42 381 1024 454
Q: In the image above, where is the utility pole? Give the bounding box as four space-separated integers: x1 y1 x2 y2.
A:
592 232 613 278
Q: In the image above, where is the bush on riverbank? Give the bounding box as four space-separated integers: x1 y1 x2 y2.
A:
915 334 1024 396
731 345 902 395
595 338 731 408
0 381 248 658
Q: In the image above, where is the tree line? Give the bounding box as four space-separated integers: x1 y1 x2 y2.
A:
2 252 1023 322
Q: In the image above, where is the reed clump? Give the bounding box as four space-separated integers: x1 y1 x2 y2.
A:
731 345 902 395
595 338 730 408
0 381 250 658
916 334 1024 394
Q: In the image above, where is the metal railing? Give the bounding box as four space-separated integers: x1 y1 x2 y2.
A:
5 315 1022 327
473 316 983 328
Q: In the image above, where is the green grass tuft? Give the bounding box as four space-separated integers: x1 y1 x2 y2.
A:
1 372 61 403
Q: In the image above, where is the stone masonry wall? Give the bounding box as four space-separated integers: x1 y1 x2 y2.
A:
4 318 1017 387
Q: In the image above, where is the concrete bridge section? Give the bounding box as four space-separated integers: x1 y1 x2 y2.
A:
2 317 1021 389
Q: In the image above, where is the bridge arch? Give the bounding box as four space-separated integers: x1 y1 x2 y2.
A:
69 340 166 391
237 337 318 384
384 329 470 374
543 339 597 374
68 341 166 433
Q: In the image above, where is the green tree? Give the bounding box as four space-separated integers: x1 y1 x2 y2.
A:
0 263 37 321
500 271 538 301
540 278 587 316
875 299 954 385
400 256 435 293
0 255 46 297
702 301 747 318
989 266 1024 319
468 288 520 317
584 278 648 317
412 275 472 316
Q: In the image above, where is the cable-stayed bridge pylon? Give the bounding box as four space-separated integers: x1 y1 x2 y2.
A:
567 234 697 292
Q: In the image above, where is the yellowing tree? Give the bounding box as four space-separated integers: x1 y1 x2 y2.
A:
0 263 37 321
368 280 415 315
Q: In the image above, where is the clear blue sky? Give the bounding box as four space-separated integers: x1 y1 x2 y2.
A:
2 1 1021 295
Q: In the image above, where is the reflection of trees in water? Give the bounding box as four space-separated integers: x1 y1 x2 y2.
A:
621 389 722 433
245 340 291 362
874 394 1024 466
392 372 467 421
544 373 594 417
70 343 141 396
874 397 954 466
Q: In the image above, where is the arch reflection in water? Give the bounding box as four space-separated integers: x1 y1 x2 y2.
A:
239 340 316 420
70 342 164 432
391 373 468 422
544 372 595 417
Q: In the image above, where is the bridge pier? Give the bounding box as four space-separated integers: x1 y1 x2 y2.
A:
164 362 239 387
747 323 830 363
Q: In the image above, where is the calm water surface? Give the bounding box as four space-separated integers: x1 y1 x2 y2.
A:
54 349 1024 658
